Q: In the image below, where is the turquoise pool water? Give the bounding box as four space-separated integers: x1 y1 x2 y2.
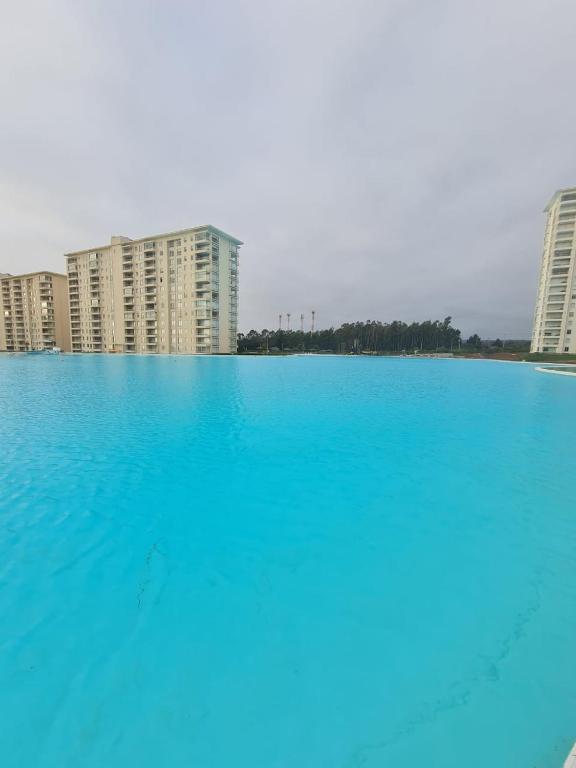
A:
0 355 575 768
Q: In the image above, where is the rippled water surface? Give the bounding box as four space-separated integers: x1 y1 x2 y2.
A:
1 355 575 768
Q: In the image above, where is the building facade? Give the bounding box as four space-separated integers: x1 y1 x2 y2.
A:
66 226 241 354
531 188 576 354
0 272 71 352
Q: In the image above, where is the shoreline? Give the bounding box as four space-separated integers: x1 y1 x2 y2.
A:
4 350 576 370
536 366 576 378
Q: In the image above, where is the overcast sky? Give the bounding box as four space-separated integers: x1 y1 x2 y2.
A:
1 0 576 338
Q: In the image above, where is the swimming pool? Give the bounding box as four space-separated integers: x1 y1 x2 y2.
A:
0 355 575 767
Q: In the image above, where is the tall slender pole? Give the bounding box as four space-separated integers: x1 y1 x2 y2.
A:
287 313 291 332
278 313 282 330
300 313 304 332
311 310 315 333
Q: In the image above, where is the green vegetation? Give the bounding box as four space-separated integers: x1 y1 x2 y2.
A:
239 318 463 354
522 352 576 363
237 320 536 356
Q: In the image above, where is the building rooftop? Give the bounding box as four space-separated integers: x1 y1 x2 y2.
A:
65 225 243 257
544 187 576 212
0 271 67 280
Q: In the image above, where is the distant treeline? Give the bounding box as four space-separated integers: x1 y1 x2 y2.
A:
237 319 531 354
239 318 498 354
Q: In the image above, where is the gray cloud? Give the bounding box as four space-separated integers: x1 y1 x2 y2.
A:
1 0 575 338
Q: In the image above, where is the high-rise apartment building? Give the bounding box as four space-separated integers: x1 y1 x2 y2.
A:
66 226 241 354
531 188 576 354
0 272 71 352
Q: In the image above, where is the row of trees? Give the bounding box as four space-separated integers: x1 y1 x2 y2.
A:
237 318 489 354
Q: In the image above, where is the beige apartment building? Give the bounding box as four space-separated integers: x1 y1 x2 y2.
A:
531 188 576 354
66 226 240 354
0 271 71 352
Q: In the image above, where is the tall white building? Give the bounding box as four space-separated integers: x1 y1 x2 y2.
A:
531 188 576 354
66 226 241 354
